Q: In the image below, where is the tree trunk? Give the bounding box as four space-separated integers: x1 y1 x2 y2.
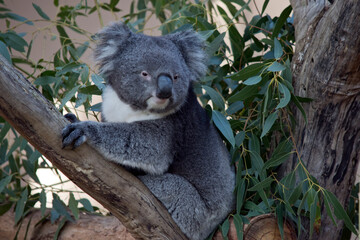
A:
1 209 296 240
281 1 360 239
0 55 187 240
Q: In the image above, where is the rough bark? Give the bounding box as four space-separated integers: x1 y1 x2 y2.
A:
0 55 187 239
0 209 135 240
281 0 360 239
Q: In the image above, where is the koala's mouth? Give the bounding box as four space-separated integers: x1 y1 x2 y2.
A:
146 96 170 110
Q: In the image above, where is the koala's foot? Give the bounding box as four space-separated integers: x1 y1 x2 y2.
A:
64 113 79 123
62 122 88 149
139 174 214 240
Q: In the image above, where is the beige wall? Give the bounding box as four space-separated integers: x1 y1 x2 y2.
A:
3 0 289 65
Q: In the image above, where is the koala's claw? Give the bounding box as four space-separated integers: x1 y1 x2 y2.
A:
62 124 87 149
64 113 79 123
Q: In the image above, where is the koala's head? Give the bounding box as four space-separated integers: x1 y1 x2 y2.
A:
94 22 207 114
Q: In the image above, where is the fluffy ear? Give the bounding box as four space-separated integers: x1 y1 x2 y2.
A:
94 22 132 75
166 30 207 80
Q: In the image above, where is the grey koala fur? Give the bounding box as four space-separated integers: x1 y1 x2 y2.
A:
62 22 235 240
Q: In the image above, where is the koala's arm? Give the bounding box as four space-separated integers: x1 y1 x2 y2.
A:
62 120 174 175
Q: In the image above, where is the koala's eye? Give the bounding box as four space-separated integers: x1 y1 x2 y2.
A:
140 71 151 81
174 75 179 81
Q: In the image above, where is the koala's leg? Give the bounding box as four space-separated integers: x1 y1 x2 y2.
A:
139 174 213 240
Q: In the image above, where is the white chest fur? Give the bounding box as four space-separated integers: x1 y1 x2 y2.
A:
101 86 169 123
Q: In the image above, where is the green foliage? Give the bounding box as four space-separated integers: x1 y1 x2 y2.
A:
341 183 359 240
0 0 357 239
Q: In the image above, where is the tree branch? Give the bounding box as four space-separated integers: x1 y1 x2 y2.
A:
0 55 187 240
0 209 135 240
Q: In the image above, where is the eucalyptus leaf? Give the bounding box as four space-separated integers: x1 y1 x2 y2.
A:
229 62 266 81
272 5 292 38
324 190 358 235
89 103 102 112
91 74 106 90
261 0 270 15
233 0 251 19
59 85 80 110
202 85 225 110
292 94 308 124
212 110 235 147
260 111 278 138
236 179 246 213
243 75 261 86
273 38 283 59
248 176 273 191
32 3 50 20
257 186 271 209
0 140 8 165
50 208 60 224
55 62 82 76
263 140 293 170
226 101 244 115
23 160 40 183
221 218 230 238
0 41 11 64
76 42 89 58
235 131 245 147
78 85 102 95
228 85 258 103
80 65 89 83
233 214 244 240
244 201 265 214
52 193 74 222
0 202 13 216
268 61 286 72
79 198 94 212
276 82 291 109
75 93 88 108
0 175 12 193
34 76 60 86
206 32 226 57
6 136 22 159
309 190 318 237
0 122 11 142
249 134 260 154
54 218 67 240
297 193 307 239
249 151 264 174
15 188 28 224
323 191 337 225
68 193 79 220
0 32 28 52
276 204 285 239
198 30 215 40
5 13 33 25
40 189 47 217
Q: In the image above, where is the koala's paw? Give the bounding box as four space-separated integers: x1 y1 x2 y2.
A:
62 122 88 149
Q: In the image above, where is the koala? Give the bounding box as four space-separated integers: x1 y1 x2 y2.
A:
62 22 235 240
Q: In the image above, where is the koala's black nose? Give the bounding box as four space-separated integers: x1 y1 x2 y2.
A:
156 74 173 99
